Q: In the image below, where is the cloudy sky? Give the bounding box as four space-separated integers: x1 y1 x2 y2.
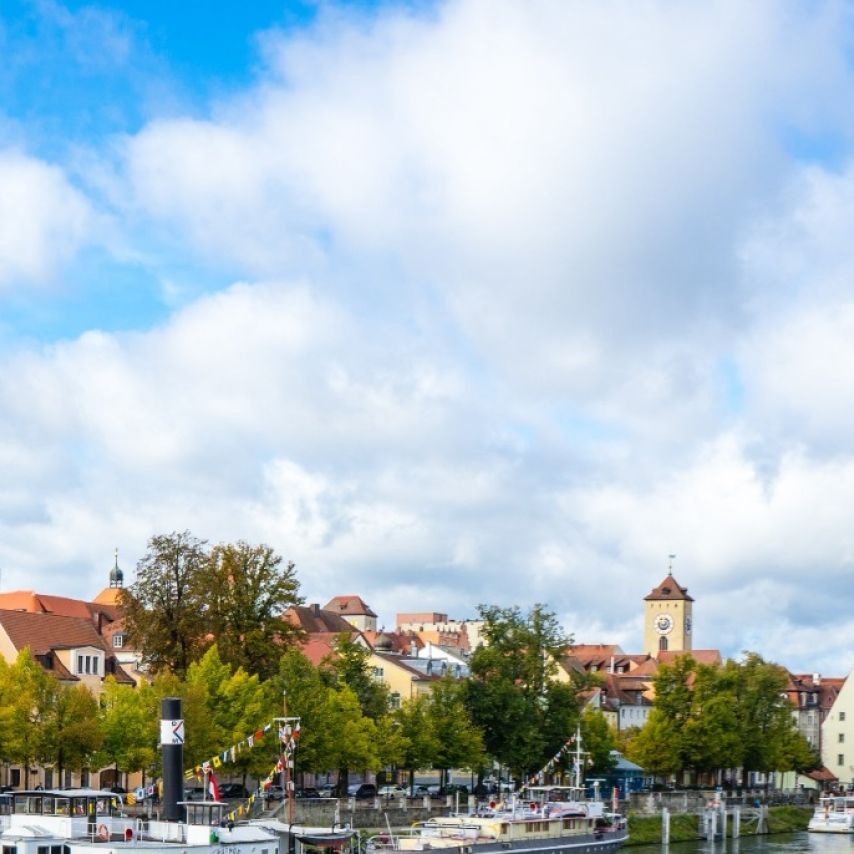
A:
2 0 854 675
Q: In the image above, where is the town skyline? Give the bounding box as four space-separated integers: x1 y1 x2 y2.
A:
2 0 854 679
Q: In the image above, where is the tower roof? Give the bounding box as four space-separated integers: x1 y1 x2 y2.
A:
109 548 124 587
644 573 694 602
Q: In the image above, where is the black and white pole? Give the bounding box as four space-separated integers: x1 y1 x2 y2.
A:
160 698 185 821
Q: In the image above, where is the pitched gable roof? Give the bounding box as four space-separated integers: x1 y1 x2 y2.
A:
0 609 134 684
324 595 377 618
644 573 694 602
284 604 359 634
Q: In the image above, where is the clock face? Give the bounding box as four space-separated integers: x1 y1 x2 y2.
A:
685 615 692 634
654 613 674 635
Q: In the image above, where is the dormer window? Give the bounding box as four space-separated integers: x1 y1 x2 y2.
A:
75 651 103 676
112 634 124 649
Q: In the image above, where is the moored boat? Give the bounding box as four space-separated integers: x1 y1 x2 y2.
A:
808 795 854 833
366 785 627 854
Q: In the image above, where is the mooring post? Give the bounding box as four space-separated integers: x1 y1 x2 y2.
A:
662 806 670 845
732 806 741 838
720 801 727 839
710 806 718 840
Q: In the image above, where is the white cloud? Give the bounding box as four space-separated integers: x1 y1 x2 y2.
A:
0 151 91 287
9 0 854 676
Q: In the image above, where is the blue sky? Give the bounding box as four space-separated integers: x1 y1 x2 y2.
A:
3 0 854 676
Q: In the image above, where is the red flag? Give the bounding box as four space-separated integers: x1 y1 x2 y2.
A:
208 769 222 802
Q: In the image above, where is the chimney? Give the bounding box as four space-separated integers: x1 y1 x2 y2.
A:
814 673 821 686
410 640 418 657
609 656 615 674
311 603 320 615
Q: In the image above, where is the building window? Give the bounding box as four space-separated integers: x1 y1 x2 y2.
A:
839 754 845 766
77 655 84 673
841 712 847 722
10 769 20 787
113 634 124 648
840 733 845 743
659 637 668 651
390 692 401 710
372 667 384 679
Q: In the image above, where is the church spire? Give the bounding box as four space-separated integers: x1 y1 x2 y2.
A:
109 548 124 589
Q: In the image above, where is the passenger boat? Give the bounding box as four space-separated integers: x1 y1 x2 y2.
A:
0 789 281 854
366 785 627 854
808 795 854 833
0 699 357 854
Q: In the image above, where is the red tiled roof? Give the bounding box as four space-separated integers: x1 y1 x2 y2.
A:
644 573 694 602
0 609 133 684
284 604 359 634
324 596 377 618
808 767 838 782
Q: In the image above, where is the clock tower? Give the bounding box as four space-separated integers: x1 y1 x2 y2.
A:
644 570 694 657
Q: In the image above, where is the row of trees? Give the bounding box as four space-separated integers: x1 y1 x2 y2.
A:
624 653 818 784
107 532 816 792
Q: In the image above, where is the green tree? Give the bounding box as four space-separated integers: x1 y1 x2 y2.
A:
6 650 58 787
580 708 616 775
427 676 485 789
395 695 439 793
734 653 811 783
328 685 380 793
44 684 103 785
120 531 208 678
466 604 578 781
200 542 302 680
322 636 389 719
274 649 342 778
96 677 158 786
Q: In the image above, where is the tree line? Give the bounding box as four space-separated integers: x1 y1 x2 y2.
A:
623 652 818 786
6 531 817 793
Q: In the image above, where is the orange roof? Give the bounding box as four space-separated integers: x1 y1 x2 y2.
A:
644 573 694 602
93 587 122 606
0 590 120 622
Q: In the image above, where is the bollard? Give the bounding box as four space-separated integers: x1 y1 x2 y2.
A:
662 807 670 845
720 802 727 839
733 806 741 838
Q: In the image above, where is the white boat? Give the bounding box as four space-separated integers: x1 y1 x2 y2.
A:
366 785 627 854
808 795 854 833
0 789 282 854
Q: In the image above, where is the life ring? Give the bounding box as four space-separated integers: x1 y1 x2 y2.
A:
530 802 539 812
97 824 109 841
124 828 134 842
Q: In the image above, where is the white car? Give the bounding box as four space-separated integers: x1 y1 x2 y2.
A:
378 785 407 798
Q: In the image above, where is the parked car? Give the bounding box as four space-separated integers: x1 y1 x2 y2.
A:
219 783 250 799
413 784 431 797
295 787 321 799
347 783 377 799
184 786 206 801
378 785 406 798
263 784 286 802
444 784 469 797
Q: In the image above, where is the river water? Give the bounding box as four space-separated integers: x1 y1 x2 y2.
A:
631 834 854 854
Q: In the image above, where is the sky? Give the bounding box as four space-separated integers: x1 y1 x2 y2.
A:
3 0 854 676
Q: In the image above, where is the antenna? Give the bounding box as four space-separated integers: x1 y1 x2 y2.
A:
667 554 676 574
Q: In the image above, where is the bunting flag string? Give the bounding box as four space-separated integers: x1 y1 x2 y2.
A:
527 735 580 785
178 716 302 823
